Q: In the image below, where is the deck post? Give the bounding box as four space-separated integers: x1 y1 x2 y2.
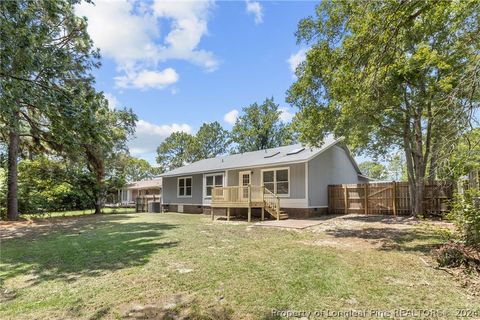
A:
247 185 252 222
276 197 280 221
227 207 230 221
211 207 214 220
261 186 265 221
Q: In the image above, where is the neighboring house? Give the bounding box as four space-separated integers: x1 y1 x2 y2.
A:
160 136 368 219
118 178 162 206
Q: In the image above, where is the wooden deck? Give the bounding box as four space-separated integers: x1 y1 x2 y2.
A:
211 185 287 222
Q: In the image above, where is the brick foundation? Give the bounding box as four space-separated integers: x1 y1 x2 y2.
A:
163 204 328 219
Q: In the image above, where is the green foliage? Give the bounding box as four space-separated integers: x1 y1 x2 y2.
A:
439 129 480 180
156 122 230 172
448 189 480 246
115 154 160 183
0 0 100 146
156 132 196 173
64 96 137 212
0 167 6 219
387 153 407 181
16 158 91 215
190 121 230 159
359 161 388 180
231 97 294 153
287 0 479 214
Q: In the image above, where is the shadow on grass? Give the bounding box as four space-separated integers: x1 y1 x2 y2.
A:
326 227 444 253
0 215 178 285
341 214 418 225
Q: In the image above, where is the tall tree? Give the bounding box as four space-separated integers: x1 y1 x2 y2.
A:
156 132 196 173
190 121 230 160
387 153 406 181
231 97 294 153
359 161 388 180
287 0 479 215
69 92 136 214
118 155 160 183
0 0 99 219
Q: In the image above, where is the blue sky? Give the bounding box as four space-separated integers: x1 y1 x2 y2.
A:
75 1 319 164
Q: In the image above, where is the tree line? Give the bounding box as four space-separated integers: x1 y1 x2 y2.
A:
0 0 138 219
156 97 296 173
1 0 478 223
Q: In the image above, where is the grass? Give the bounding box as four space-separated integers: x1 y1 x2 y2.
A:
21 207 136 219
0 212 478 319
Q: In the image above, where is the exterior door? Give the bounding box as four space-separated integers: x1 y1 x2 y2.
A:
239 171 251 200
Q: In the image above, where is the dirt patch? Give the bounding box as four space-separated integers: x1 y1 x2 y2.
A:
300 214 454 252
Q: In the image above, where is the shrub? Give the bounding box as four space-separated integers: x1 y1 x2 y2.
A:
448 188 480 246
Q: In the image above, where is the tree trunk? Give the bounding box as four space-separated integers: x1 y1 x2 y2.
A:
428 138 440 184
94 201 102 215
7 120 19 220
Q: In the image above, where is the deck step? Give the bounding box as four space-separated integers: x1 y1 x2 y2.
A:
278 212 289 220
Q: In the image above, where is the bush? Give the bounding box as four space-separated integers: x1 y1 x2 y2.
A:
448 188 480 246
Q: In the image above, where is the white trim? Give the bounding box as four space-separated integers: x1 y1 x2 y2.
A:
305 162 309 205
238 171 252 201
260 167 290 197
238 170 252 186
177 176 193 198
203 172 224 199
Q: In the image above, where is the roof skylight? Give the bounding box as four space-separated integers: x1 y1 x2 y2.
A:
264 151 280 158
286 147 305 155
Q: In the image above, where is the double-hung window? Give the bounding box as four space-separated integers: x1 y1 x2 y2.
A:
178 177 192 197
262 168 289 196
205 174 223 197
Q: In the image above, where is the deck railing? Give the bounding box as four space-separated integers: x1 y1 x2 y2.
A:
263 187 280 219
211 185 264 206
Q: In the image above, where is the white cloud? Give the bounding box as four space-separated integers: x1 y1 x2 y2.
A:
115 68 179 90
279 107 295 122
287 48 307 74
224 109 239 125
128 120 192 156
104 92 119 110
245 1 263 25
75 0 158 63
152 0 218 71
75 0 218 90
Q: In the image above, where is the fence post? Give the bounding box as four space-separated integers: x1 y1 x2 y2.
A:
392 182 397 216
343 185 348 214
364 184 368 215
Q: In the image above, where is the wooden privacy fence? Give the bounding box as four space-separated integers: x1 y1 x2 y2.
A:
328 182 454 215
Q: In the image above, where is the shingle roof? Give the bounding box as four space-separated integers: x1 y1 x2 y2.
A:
126 178 162 190
161 135 349 177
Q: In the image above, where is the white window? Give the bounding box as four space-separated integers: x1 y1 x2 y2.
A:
178 177 192 197
262 168 290 196
205 174 223 197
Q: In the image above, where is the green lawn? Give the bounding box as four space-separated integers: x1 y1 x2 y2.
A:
22 207 136 219
0 212 478 319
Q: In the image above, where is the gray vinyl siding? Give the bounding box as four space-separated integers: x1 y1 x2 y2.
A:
227 163 305 199
162 174 203 204
308 145 360 206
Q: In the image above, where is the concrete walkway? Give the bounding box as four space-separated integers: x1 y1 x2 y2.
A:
253 218 324 229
